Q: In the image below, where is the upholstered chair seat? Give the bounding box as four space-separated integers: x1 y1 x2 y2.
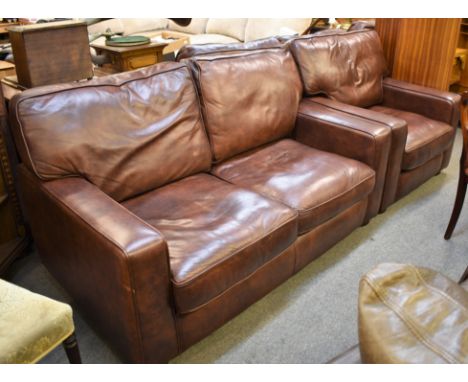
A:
0 279 75 363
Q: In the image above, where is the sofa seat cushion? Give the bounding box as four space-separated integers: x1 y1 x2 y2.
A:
370 106 455 170
123 173 298 314
212 139 375 235
188 34 240 45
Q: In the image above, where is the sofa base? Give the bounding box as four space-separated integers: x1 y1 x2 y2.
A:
395 153 444 201
175 198 368 352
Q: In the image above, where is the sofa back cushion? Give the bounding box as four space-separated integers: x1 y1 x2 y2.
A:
168 18 208 34
190 49 303 162
176 36 283 61
120 18 169 35
290 30 387 107
205 18 248 42
244 18 311 42
10 62 211 201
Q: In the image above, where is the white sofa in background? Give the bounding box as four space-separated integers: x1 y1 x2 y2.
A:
88 18 312 45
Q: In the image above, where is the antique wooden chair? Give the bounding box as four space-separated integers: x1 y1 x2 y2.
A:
445 91 468 240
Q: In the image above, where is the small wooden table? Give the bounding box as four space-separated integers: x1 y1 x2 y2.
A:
0 61 15 81
91 40 169 72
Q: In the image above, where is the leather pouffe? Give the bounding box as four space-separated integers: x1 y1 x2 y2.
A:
358 263 468 363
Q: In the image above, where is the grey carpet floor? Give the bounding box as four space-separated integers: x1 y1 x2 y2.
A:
5 130 468 364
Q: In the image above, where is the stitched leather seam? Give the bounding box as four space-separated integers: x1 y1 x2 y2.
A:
306 100 405 130
364 275 462 363
384 81 457 126
171 213 298 288
411 266 468 314
297 111 380 140
405 128 454 153
189 47 285 63
384 81 457 106
296 174 375 214
176 243 295 315
185 45 283 59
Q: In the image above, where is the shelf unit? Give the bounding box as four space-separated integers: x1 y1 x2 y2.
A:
450 18 468 93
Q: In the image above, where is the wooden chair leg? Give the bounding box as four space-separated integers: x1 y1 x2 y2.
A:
444 166 468 240
62 332 82 364
459 266 468 284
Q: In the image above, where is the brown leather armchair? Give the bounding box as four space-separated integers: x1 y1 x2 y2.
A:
10 49 391 362
290 30 461 212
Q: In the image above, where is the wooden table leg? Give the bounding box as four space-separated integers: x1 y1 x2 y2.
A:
62 332 82 364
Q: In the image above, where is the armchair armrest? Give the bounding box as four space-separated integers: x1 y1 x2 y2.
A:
382 78 461 127
17 165 178 363
295 97 393 221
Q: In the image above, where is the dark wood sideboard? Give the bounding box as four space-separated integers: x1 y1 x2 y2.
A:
0 85 29 274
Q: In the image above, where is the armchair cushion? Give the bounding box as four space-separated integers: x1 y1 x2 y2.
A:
190 49 302 162
212 139 375 235
10 63 211 202
123 173 298 314
370 105 455 170
290 30 387 107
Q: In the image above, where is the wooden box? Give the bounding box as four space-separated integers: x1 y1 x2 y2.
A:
8 20 93 88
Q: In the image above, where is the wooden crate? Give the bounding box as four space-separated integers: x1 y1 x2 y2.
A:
8 20 93 88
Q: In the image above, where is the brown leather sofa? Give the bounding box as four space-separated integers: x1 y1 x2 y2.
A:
290 30 460 211
8 30 460 363
10 47 393 363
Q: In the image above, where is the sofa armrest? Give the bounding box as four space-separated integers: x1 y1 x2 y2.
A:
301 97 408 212
294 97 393 221
382 78 461 127
17 165 178 363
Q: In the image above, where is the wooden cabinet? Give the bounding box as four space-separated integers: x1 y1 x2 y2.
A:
0 85 29 275
375 18 461 91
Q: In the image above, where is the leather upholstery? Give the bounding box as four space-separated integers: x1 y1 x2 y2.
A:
290 30 387 107
359 263 468 363
381 78 461 128
10 63 211 202
176 36 283 60
370 105 455 170
294 199 367 271
123 173 298 314
212 139 375 234
17 165 178 363
298 97 407 213
189 49 303 162
176 244 297 350
295 97 391 221
10 46 399 363
396 154 444 200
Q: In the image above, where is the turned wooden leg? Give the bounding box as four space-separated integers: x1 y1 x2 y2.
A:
445 154 468 240
62 332 82 364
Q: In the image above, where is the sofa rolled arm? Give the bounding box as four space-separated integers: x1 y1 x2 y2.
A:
382 78 461 127
17 165 178 363
294 97 393 221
